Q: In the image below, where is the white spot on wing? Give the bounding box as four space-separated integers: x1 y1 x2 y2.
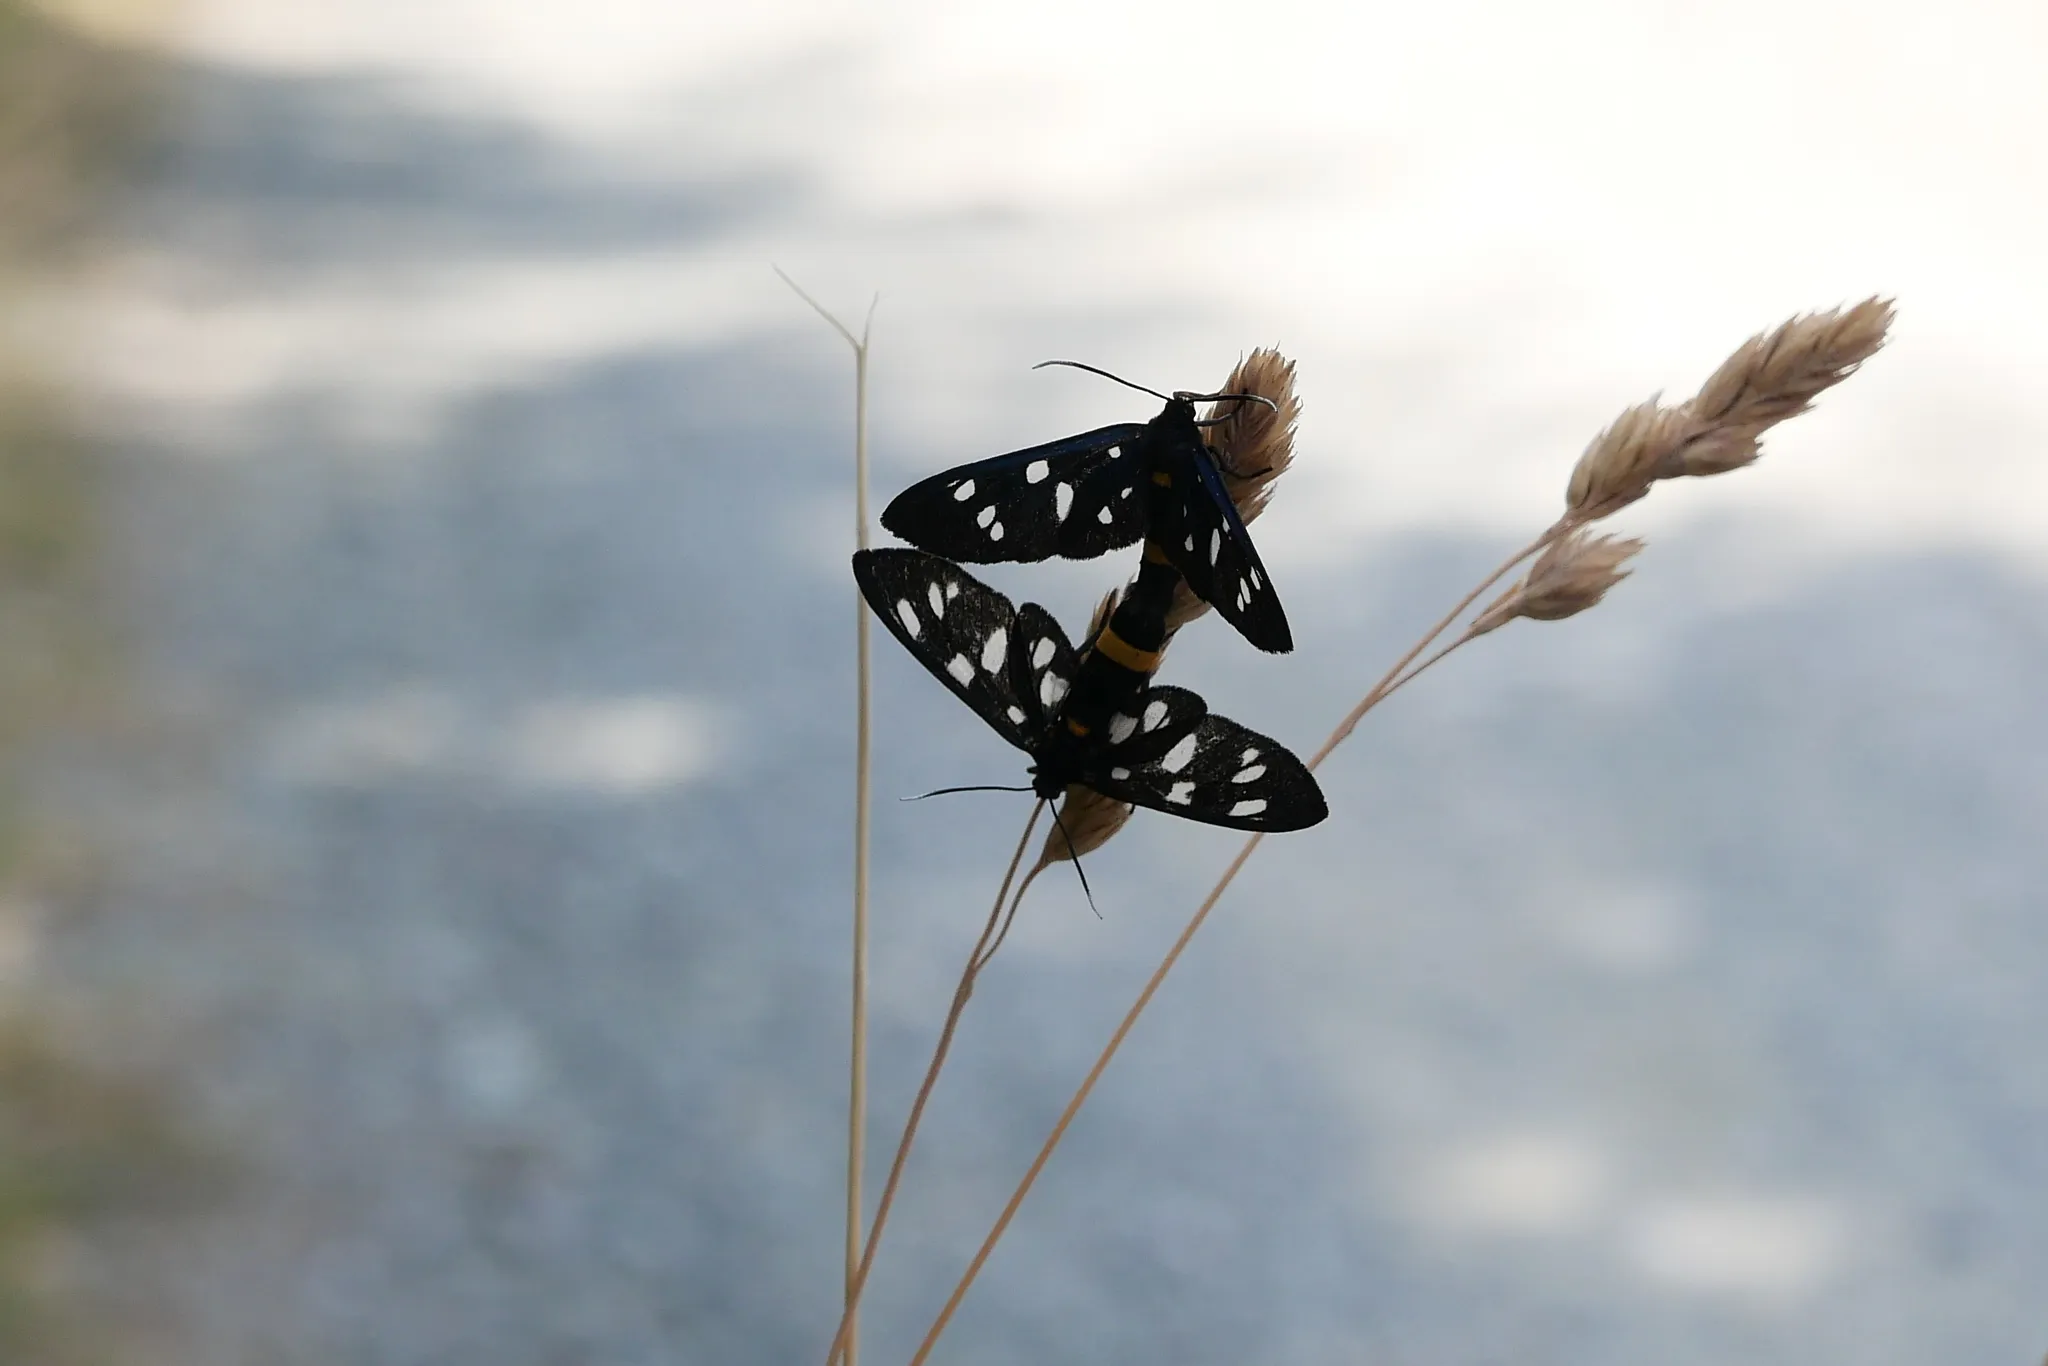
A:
989 521 1004 542
977 504 997 528
1039 674 1068 709
980 628 1007 674
953 479 976 501
1249 567 1262 589
1184 534 1195 552
1240 748 1260 764
1006 706 1026 724
945 581 960 600
946 655 975 685
1107 445 1122 459
1229 798 1267 818
1110 766 1131 780
895 599 921 638
1142 700 1168 732
1232 764 1267 783
1160 732 1198 773
1107 713 1137 745
1026 459 1050 483
1166 782 1195 805
1032 638 1055 669
1210 529 1221 564
928 582 945 617
1055 483 1073 520
1119 486 1133 499
1096 505 1114 525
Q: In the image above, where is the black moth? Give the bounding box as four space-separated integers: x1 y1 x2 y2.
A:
879 386 1293 653
854 548 1326 834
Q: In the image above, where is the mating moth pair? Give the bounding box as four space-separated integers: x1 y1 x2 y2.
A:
854 366 1328 839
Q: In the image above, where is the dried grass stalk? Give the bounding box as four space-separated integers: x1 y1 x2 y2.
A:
910 299 1899 1366
1565 297 1895 521
1471 531 1645 635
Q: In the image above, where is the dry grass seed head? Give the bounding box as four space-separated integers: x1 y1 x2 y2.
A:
1031 782 1136 874
1664 296 1895 480
1166 347 1300 634
1566 298 1895 521
1472 530 1645 635
1564 398 1687 522
1202 347 1300 522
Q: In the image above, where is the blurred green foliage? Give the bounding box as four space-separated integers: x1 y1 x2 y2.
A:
2 3 216 1362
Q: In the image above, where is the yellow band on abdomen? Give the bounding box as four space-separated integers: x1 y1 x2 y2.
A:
1093 627 1164 674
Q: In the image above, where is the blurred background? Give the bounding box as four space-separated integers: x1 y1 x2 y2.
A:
4 0 2045 1362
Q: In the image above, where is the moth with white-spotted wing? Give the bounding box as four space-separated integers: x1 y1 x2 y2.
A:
879 365 1295 653
853 548 1325 833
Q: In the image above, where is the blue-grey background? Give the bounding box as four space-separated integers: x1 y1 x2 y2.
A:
13 2 2047 1363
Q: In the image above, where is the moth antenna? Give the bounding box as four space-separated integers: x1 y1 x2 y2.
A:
1187 391 1280 426
1049 800 1102 919
1032 359 1171 403
902 783 1035 801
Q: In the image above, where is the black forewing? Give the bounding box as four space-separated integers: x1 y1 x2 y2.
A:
1153 443 1294 654
880 424 1149 565
1080 693 1327 832
1053 431 1150 560
852 549 1040 751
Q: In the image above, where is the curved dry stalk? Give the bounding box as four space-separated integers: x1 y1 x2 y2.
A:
905 526 1564 1364
906 301 1894 1362
776 267 879 1365
977 863 1046 972
1303 525 1567 768
824 805 1042 1366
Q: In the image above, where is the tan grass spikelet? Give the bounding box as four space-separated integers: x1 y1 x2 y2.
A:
1166 347 1301 633
1564 398 1688 522
1565 298 1894 521
1471 531 1645 635
1663 296 1895 479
